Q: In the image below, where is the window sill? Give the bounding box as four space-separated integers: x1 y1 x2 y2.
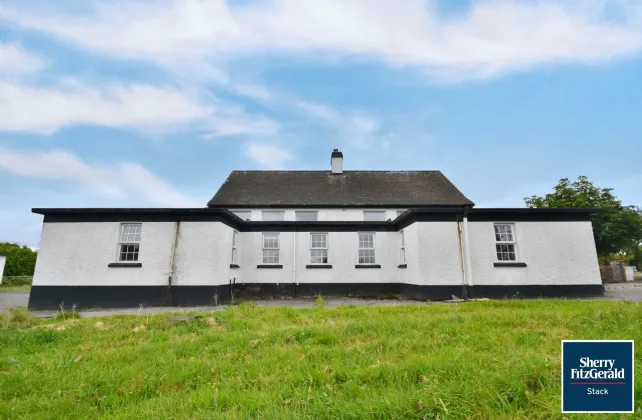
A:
257 264 283 269
355 264 381 269
306 264 332 269
230 264 240 268
108 262 142 268
398 264 407 269
493 262 527 267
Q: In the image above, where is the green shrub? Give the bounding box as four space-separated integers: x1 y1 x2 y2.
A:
0 243 37 276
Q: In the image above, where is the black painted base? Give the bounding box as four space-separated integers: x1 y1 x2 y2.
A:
27 283 605 310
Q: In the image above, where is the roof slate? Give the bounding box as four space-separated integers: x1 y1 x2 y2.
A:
207 170 474 207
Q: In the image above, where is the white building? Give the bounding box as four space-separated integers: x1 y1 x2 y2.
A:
28 149 603 309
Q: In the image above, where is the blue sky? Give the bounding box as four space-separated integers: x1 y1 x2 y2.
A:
1 0 641 247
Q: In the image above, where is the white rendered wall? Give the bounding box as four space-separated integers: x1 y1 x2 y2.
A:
414 222 465 286
234 222 463 286
467 221 601 285
31 220 466 288
33 222 176 286
32 219 601 289
172 222 236 286
229 208 407 222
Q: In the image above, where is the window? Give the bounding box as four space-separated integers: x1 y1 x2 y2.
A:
494 224 517 261
296 211 318 221
118 223 141 261
262 233 280 264
310 233 328 264
363 211 386 221
232 211 251 221
262 211 285 221
231 230 239 264
358 232 376 264
399 230 406 264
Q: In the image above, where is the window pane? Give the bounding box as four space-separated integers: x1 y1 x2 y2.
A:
232 211 251 221
262 249 279 264
311 249 328 264
496 244 516 261
231 248 237 264
119 244 139 262
400 248 406 264
400 230 405 247
311 233 327 249
358 249 376 264
262 211 285 221
263 233 279 249
359 233 374 249
121 224 142 242
494 224 514 242
363 211 386 221
296 211 318 221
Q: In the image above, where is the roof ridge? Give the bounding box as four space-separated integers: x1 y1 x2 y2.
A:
230 170 443 173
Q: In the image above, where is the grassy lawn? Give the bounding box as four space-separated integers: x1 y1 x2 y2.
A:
1 300 641 419
0 285 31 292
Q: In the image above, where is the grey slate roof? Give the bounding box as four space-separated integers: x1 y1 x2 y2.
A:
207 170 474 207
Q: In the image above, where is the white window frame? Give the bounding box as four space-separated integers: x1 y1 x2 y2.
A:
494 223 518 261
231 230 239 264
262 232 280 264
358 232 376 264
399 229 406 264
117 223 142 262
363 211 386 221
310 233 328 264
295 211 318 221
262 211 285 221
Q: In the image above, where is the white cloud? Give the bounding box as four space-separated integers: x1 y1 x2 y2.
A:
0 148 200 207
0 42 45 74
293 100 340 120
0 80 277 136
244 143 293 169
4 0 642 82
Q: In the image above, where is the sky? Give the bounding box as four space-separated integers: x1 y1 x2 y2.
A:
1 0 641 248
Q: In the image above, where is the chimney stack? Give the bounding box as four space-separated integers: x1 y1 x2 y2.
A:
331 149 343 174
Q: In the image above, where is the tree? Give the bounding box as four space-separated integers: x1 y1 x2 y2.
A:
0 243 38 276
524 176 642 258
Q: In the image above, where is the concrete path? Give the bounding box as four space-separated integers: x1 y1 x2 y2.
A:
29 298 430 318
603 282 642 301
0 291 29 311
1 283 641 318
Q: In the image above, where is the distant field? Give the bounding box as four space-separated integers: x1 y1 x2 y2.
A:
1 300 641 419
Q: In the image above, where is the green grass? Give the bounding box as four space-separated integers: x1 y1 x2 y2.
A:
0 276 32 292
1 300 641 419
0 285 31 292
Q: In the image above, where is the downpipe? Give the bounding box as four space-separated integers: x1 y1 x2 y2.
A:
456 214 469 300
168 216 183 305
